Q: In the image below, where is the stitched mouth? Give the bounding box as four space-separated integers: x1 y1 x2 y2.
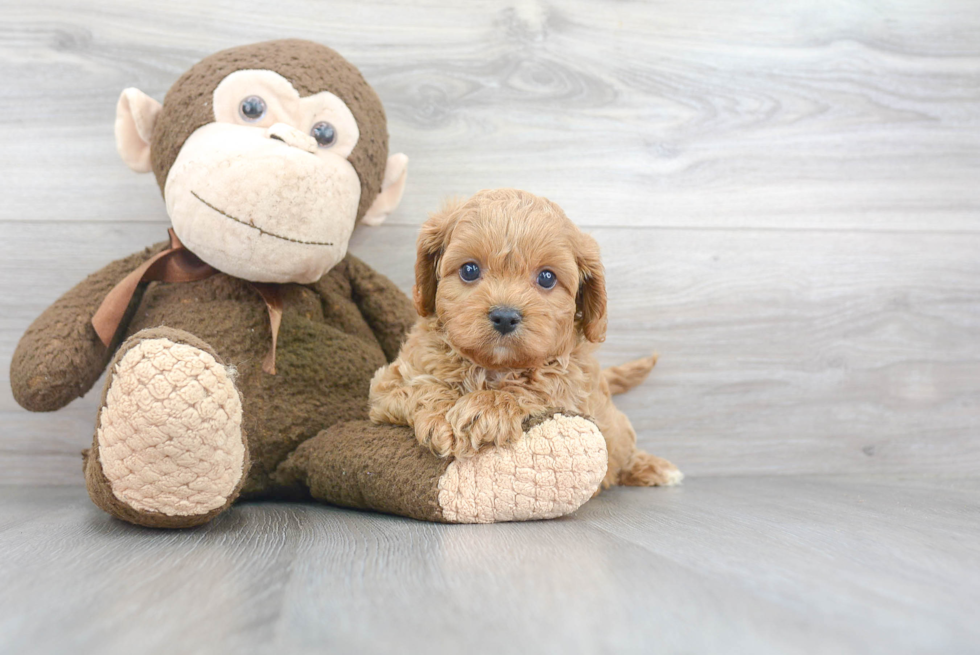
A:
191 190 333 247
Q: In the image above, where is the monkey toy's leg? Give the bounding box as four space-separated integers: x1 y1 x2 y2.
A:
274 413 608 523
83 327 249 528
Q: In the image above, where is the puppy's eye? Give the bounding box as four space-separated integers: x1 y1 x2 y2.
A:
459 262 481 282
239 96 267 122
537 269 557 289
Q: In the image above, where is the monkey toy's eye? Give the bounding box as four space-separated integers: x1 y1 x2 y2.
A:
311 121 337 147
537 269 557 289
459 262 481 282
239 96 267 122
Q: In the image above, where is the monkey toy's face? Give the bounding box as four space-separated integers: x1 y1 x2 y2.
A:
164 70 366 283
114 40 408 284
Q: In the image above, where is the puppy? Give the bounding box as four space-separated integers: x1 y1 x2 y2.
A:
369 189 682 489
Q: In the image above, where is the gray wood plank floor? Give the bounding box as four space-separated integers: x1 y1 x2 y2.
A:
1 1 978 653
2 0 979 483
2 478 978 655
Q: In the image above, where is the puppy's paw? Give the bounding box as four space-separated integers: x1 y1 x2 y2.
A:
620 451 684 487
413 411 457 458
446 391 525 458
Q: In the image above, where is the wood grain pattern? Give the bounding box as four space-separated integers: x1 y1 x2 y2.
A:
0 3 978 483
2 0 980 231
1 479 978 654
3 221 978 483
3 3 980 653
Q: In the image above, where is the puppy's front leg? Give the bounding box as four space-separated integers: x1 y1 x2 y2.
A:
370 362 460 457
413 402 458 457
446 390 535 457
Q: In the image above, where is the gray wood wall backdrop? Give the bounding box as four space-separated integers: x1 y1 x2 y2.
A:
1 0 978 485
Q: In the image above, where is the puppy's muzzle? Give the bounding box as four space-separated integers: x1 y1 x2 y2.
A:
489 306 522 335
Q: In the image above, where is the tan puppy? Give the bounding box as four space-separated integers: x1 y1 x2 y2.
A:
370 189 682 489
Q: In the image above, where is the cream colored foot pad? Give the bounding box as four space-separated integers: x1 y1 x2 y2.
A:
97 338 245 516
437 414 608 523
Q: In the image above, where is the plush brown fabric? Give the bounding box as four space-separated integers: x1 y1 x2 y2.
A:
274 420 451 522
119 254 416 496
11 243 417 504
150 39 388 221
10 241 168 412
10 40 474 527
83 327 249 528
328 256 418 362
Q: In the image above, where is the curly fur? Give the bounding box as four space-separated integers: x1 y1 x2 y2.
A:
369 189 681 489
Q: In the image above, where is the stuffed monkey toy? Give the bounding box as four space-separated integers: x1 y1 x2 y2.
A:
10 40 607 528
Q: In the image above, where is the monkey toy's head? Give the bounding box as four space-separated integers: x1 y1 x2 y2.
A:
115 40 408 284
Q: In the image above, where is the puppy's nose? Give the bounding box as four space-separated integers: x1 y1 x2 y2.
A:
489 307 522 335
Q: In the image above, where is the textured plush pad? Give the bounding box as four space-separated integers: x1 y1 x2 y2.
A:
275 413 607 523
96 335 246 516
437 414 608 523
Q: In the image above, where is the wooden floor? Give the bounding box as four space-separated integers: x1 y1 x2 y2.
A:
2 478 978 655
1 0 978 653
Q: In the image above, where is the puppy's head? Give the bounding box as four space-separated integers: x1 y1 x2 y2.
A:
414 188 607 370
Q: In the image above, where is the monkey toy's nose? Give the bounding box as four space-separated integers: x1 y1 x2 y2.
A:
266 123 318 153
489 307 522 335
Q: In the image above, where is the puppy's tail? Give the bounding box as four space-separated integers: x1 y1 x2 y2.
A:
603 354 658 396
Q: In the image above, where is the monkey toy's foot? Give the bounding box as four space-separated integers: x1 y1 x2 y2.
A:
84 328 248 528
276 412 608 524
436 413 608 522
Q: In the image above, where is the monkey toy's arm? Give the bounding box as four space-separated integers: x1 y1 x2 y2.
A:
341 254 418 363
10 242 168 412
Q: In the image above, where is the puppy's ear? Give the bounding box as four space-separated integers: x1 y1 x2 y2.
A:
575 232 608 343
413 199 464 316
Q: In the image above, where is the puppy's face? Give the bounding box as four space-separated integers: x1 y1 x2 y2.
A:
414 189 607 370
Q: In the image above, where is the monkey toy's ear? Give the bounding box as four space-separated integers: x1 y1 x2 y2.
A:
114 88 162 174
361 153 409 226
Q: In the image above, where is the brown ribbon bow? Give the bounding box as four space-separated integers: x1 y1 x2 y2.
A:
91 229 285 374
